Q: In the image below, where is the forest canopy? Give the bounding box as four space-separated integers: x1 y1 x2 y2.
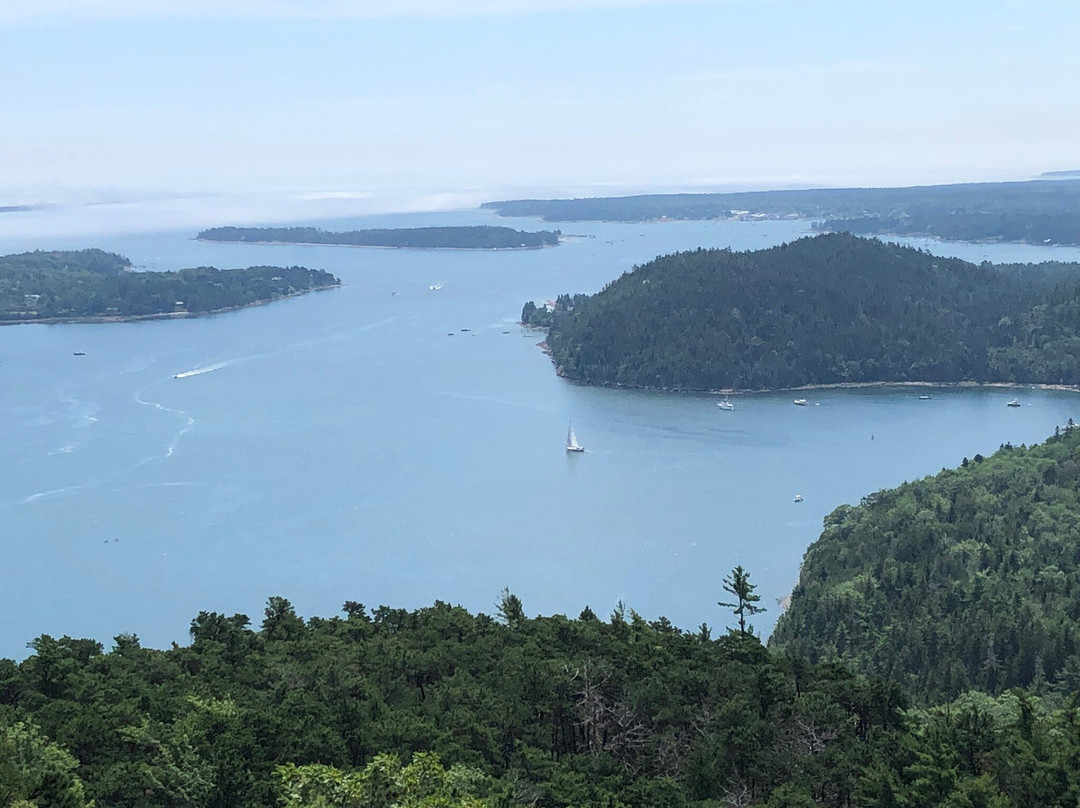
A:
525 233 1080 390
0 249 339 322
5 580 1080 807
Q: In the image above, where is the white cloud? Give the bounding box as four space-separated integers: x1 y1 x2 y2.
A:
0 0 741 24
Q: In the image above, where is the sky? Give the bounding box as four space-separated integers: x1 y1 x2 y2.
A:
2 0 1079 209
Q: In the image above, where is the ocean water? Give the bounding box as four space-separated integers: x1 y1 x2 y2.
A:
1 207 1078 658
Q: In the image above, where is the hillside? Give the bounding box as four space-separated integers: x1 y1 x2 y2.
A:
528 233 1080 390
771 425 1080 703
0 249 339 322
198 225 561 249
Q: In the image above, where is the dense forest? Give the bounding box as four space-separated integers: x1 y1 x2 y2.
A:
199 226 561 249
525 233 1080 390
8 589 1080 807
0 249 339 322
483 178 1080 245
772 425 1080 704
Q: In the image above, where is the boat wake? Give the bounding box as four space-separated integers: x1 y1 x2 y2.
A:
134 388 195 459
173 361 231 379
21 485 86 504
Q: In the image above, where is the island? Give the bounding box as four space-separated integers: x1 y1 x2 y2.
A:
484 177 1080 245
198 224 561 250
523 232 1080 390
0 248 340 323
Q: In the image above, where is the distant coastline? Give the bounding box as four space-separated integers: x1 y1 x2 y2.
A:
483 179 1080 246
198 224 562 250
196 237 556 252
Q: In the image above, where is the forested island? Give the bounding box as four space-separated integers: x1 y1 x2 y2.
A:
524 233 1080 390
484 178 1080 245
198 225 562 249
0 249 339 323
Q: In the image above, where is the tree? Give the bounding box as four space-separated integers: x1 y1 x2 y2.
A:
263 596 305 642
718 565 765 636
0 721 93 808
495 588 524 628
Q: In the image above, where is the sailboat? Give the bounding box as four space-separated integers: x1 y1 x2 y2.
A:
566 423 585 453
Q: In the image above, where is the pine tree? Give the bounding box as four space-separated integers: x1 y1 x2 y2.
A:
718 565 766 636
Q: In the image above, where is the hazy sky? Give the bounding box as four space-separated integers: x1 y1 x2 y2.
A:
3 0 1079 203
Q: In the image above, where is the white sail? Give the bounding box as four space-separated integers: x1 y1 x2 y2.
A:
566 423 584 452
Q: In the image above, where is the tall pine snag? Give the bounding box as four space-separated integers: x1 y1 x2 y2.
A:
718 565 765 636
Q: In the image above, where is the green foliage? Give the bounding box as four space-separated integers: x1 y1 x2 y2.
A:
0 596 923 807
520 293 588 328
4 589 1080 805
773 426 1080 702
276 752 488 808
533 233 1080 390
199 226 561 250
0 720 92 807
0 249 339 322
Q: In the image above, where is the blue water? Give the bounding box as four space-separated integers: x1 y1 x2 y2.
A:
2 210 1079 658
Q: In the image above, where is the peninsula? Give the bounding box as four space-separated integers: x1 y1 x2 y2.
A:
0 248 340 323
772 424 1080 703
198 224 561 250
524 232 1080 390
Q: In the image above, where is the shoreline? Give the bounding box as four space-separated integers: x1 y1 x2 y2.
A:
196 237 560 252
0 283 339 327
548 363 1080 397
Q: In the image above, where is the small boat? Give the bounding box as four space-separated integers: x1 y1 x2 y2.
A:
1007 399 1021 407
566 423 585 453
717 399 734 411
793 399 808 406
794 494 804 503
73 351 86 356
918 394 931 400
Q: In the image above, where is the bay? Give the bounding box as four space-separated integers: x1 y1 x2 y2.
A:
1 208 1078 658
